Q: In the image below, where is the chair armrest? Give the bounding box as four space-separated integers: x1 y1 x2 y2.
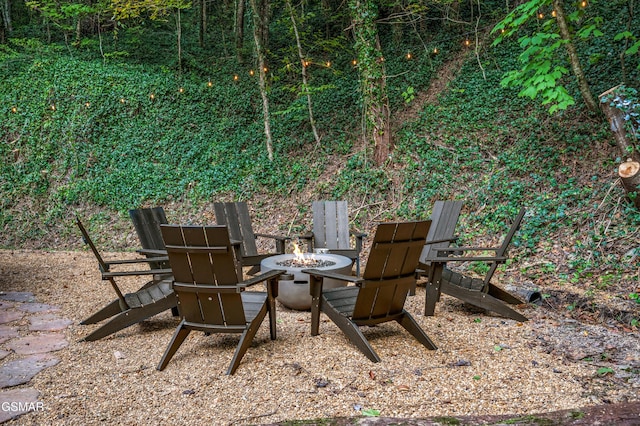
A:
102 267 173 278
136 249 167 257
254 233 290 242
427 255 508 263
437 246 499 253
241 269 287 287
301 268 364 285
104 257 166 266
425 236 458 245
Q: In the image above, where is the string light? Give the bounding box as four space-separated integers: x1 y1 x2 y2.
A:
406 52 413 60
50 104 56 111
551 10 557 17
263 67 268 73
433 47 439 54
303 60 310 67
207 81 213 87
325 61 331 68
178 87 184 94
233 74 239 81
249 69 255 76
11 106 17 113
120 98 126 104
464 39 471 47
580 0 587 7
84 102 91 108
538 12 545 19
149 93 155 100
352 59 357 66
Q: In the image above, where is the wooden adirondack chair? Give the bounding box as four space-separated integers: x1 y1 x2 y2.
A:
422 208 529 322
129 206 170 269
303 220 436 362
416 200 463 313
157 225 285 374
213 202 290 274
76 216 176 341
299 200 366 276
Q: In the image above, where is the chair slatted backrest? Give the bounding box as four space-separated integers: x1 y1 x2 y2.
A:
353 221 430 321
213 202 259 258
161 225 247 328
420 201 463 264
481 207 526 289
129 207 168 252
312 200 351 249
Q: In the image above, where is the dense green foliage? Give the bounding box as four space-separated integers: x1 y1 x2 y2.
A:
1 0 639 293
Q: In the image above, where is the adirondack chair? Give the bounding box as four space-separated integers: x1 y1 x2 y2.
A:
129 206 170 269
157 224 285 374
213 202 290 274
416 200 463 313
76 216 177 341
303 220 436 362
422 208 529 322
299 200 366 276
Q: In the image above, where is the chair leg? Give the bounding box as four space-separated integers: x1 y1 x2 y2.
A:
488 283 524 305
227 308 267 375
157 321 190 371
397 312 437 350
81 299 124 325
322 301 381 363
81 296 176 342
267 280 277 341
309 276 323 336
441 282 528 322
424 265 443 316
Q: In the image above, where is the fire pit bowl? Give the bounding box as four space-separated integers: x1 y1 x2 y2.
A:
260 253 353 310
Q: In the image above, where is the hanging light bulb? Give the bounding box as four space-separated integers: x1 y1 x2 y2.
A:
249 69 255 76
464 39 471 47
178 87 185 94
50 104 56 111
325 61 331 68
207 81 213 87
233 74 239 81
433 47 439 54
352 59 357 66
150 93 155 100
580 0 587 7
406 52 413 60
85 102 91 108
538 12 544 19
263 66 268 73
120 98 126 104
11 106 17 113
551 10 557 17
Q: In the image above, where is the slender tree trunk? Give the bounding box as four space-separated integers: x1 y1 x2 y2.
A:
249 0 274 161
235 0 245 63
199 0 206 48
176 8 182 72
1 0 12 38
553 0 598 113
286 0 321 145
349 0 392 165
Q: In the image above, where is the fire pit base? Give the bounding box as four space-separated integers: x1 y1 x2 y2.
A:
260 253 353 310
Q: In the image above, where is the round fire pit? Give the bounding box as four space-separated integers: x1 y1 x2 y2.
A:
261 253 352 310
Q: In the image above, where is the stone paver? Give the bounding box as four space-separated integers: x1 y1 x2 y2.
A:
0 311 23 325
0 355 60 388
5 333 68 355
0 387 41 423
29 314 73 332
16 303 60 314
0 293 35 303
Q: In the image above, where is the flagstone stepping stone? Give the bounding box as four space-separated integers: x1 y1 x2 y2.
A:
0 387 41 423
29 314 73 332
0 292 35 303
0 354 59 388
0 351 9 361
0 311 23 325
5 334 68 355
0 301 13 310
17 303 60 314
0 326 19 344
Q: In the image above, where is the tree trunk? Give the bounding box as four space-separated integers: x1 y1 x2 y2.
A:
235 0 245 63
199 0 206 48
599 86 639 161
619 159 640 209
553 0 599 113
286 0 321 145
249 0 274 161
176 8 182 72
349 0 392 166
1 0 12 36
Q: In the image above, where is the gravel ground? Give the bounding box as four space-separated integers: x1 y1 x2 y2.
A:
0 249 638 425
